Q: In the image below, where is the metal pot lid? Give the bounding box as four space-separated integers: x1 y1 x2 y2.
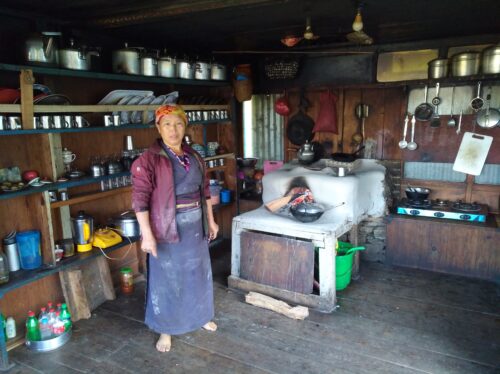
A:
451 52 480 61
115 42 141 53
428 58 448 66
482 44 500 55
292 202 324 214
73 210 93 221
116 211 137 222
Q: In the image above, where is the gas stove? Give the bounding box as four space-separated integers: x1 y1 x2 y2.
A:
396 199 488 222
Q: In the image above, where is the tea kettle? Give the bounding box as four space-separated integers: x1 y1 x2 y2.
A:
297 140 315 164
71 211 94 252
25 31 62 66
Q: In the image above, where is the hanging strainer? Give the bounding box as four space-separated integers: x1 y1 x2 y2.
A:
470 81 484 112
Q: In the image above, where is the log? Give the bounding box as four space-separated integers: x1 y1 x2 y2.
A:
245 292 309 320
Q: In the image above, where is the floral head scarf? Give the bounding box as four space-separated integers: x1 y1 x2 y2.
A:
155 104 188 125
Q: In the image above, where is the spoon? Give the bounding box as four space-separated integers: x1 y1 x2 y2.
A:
398 114 409 149
447 86 456 127
456 110 463 134
407 115 418 150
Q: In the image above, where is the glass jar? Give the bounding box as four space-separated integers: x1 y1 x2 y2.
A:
119 267 134 295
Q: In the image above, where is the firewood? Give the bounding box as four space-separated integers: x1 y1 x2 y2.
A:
245 292 309 320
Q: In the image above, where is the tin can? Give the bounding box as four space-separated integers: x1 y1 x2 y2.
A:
60 191 69 201
48 190 58 202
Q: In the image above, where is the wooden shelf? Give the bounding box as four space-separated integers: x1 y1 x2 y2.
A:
51 186 132 208
204 153 235 161
0 172 130 201
0 63 229 86
0 237 139 298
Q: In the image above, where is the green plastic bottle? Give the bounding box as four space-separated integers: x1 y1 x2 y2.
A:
25 311 41 341
60 303 72 332
0 313 6 342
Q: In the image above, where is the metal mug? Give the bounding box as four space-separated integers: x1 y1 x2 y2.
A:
74 115 89 128
104 115 113 127
48 190 58 202
60 191 69 201
8 116 22 130
33 116 41 129
41 115 52 129
63 115 73 128
0 115 6 130
52 115 64 129
113 114 121 126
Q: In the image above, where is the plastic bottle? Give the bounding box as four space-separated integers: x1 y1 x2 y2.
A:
0 314 6 342
5 317 16 339
26 311 41 341
38 307 51 340
47 301 53 311
56 303 62 313
51 312 65 336
59 303 72 332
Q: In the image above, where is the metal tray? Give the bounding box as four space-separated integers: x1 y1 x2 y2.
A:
25 328 72 352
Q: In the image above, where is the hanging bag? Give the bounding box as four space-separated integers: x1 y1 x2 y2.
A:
274 94 290 116
313 90 338 134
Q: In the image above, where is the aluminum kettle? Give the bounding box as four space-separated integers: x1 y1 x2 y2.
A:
25 32 62 66
297 140 315 164
71 211 94 252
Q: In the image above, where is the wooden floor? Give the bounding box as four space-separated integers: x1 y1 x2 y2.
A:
6 241 500 373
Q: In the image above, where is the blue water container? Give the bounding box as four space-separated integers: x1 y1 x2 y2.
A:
16 230 42 270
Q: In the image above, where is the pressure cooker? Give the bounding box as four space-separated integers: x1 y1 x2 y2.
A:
140 50 158 76
59 39 100 71
195 60 211 80
112 43 141 75
158 50 176 78
210 62 227 80
25 31 62 66
112 211 140 237
176 57 194 79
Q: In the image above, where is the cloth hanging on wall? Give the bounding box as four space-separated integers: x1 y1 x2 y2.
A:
313 90 338 134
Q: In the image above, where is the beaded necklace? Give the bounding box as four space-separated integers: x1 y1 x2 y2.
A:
162 142 191 172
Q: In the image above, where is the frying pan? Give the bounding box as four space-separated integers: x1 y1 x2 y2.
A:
287 90 314 146
414 85 434 122
331 146 365 163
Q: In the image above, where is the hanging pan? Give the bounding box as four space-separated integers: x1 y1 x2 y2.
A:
286 90 314 145
476 94 500 128
414 85 434 121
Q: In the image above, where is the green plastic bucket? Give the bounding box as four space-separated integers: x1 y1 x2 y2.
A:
335 241 365 291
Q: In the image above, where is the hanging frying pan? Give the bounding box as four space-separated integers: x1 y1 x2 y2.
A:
414 85 434 122
287 90 314 146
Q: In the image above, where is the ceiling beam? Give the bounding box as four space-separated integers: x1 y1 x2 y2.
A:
88 0 289 28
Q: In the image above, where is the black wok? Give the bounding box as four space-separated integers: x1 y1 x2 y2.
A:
331 146 364 163
287 90 314 146
414 85 434 122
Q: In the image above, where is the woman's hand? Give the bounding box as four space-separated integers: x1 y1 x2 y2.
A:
208 220 219 242
141 234 158 258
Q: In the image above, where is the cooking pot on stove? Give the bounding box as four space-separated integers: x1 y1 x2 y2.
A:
405 187 430 200
290 202 325 223
331 146 364 163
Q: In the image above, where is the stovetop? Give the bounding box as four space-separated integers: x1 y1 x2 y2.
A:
396 199 488 222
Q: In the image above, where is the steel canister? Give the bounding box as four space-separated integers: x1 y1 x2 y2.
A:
3 232 20 272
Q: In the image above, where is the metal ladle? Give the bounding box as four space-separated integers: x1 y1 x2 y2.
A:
407 115 418 150
398 114 409 149
447 86 456 127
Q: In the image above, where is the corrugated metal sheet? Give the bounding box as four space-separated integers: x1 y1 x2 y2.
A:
404 162 466 182
244 94 284 167
475 164 500 185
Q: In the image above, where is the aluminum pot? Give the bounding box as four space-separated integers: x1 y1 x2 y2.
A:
158 53 176 78
140 54 158 76
195 61 211 80
428 58 448 79
451 52 480 77
25 31 61 66
211 63 227 80
177 59 194 79
482 44 500 74
112 43 141 75
113 211 140 237
59 39 99 71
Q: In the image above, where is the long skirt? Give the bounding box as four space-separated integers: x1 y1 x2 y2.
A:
145 207 214 335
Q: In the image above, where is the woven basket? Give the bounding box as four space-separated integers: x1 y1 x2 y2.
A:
264 58 300 80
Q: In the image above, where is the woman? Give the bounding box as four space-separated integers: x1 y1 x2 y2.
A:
131 104 218 353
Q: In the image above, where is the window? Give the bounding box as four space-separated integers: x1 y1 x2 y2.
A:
242 94 284 167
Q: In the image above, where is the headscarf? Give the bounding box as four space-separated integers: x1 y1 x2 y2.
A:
155 104 188 125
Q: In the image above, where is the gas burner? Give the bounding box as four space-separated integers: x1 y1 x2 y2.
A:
434 199 449 207
452 201 481 212
405 199 432 208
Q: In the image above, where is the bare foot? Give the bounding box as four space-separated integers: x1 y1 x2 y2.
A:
202 321 217 332
156 334 171 352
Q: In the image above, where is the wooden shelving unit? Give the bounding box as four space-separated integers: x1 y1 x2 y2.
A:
50 186 132 208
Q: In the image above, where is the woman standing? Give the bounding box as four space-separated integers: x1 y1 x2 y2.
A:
132 104 218 352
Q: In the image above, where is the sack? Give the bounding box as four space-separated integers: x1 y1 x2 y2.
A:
313 90 338 134
274 96 290 116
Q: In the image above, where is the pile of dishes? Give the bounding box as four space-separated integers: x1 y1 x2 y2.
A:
98 90 179 125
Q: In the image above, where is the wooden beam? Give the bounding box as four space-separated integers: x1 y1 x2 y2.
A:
19 70 34 129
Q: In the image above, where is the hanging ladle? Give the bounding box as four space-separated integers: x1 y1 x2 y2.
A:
398 114 409 149
407 115 418 150
447 86 456 127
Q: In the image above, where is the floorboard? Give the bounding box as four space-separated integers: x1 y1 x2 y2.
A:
6 240 500 374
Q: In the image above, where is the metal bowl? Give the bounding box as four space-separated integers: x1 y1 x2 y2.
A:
405 187 430 200
290 202 325 223
25 328 72 352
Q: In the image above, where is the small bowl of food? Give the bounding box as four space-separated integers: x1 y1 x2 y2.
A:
405 187 430 200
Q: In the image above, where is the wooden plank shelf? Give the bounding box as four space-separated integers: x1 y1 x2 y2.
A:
50 186 132 208
0 63 229 86
0 172 130 201
204 153 235 160
0 104 230 114
0 237 139 298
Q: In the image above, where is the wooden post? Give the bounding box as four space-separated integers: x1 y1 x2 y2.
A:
59 269 92 321
351 224 360 279
19 69 34 129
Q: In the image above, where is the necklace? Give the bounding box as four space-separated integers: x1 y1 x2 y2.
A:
162 142 191 172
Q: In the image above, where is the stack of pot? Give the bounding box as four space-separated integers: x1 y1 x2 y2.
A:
428 44 500 79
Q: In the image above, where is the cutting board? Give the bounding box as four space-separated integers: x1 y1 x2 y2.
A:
453 132 493 175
